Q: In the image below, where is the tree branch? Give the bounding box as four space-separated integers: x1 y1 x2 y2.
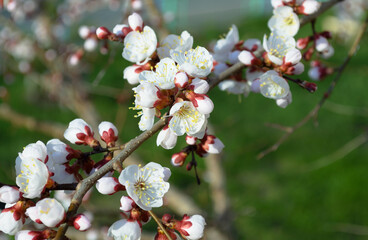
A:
257 17 368 160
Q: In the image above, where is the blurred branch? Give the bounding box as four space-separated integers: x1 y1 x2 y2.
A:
331 223 368 236
306 131 368 171
257 17 368 160
143 0 170 39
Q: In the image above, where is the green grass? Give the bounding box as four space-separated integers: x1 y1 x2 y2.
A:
1 14 368 240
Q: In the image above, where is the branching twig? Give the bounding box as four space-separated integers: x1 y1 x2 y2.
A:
148 210 173 240
257 17 368 160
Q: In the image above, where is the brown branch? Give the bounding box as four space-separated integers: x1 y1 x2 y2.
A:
148 210 173 240
257 17 368 160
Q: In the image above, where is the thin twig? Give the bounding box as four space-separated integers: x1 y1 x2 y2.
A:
148 210 173 240
257 17 368 160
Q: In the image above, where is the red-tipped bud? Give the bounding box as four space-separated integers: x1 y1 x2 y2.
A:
174 72 189 88
96 26 111 39
73 214 91 231
128 13 144 32
297 37 310 49
171 152 188 167
186 136 197 145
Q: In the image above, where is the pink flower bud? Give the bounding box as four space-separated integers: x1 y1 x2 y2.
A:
64 119 96 146
186 136 197 145
238 50 261 66
175 72 189 88
192 95 214 115
73 214 91 231
299 0 321 15
284 48 302 65
176 214 206 240
128 13 144 32
96 26 111 39
315 36 329 52
98 121 118 145
120 196 135 212
190 78 209 94
171 152 188 167
156 126 178 150
96 177 124 195
296 37 310 49
0 186 20 204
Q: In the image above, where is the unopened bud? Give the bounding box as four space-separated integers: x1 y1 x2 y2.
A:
96 27 111 39
175 72 189 88
238 50 261 66
171 152 188 167
128 13 144 32
73 214 91 231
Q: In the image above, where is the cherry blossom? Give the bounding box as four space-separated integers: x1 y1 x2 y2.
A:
157 31 193 59
108 219 141 240
263 32 296 65
26 198 65 227
268 6 300 37
176 214 206 240
259 70 290 99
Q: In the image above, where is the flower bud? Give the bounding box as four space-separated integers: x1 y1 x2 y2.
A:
73 214 91 231
15 230 42 240
192 95 214 115
289 62 305 75
175 72 189 88
96 26 111 39
190 78 209 94
0 207 24 235
0 186 20 204
78 26 90 39
124 65 142 85
113 24 129 37
96 177 124 195
186 136 197 145
84 38 98 52
315 36 329 52
98 121 118 145
238 50 260 66
128 13 144 32
157 126 178 150
203 136 225 154
120 196 135 212
284 48 302 65
171 152 188 167
296 37 310 49
176 214 206 240
299 0 321 15
64 119 97 146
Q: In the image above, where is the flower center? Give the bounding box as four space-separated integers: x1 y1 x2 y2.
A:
284 16 294 26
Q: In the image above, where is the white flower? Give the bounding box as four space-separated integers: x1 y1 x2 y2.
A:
169 101 207 138
219 80 250 95
108 219 141 240
26 198 65 227
213 24 239 63
123 26 157 64
263 32 296 65
46 139 70 165
96 177 122 195
190 78 209 94
64 118 95 145
259 70 290 99
284 48 302 64
120 196 134 212
191 95 214 115
268 6 300 37
0 186 20 204
19 141 47 164
0 209 24 235
156 126 178 149
177 215 206 240
16 154 49 199
276 92 292 108
118 162 170 211
315 36 329 52
139 58 178 89
15 230 41 240
171 46 213 78
157 31 193 59
98 121 118 144
137 107 155 131
128 13 144 31
73 214 91 231
124 65 141 85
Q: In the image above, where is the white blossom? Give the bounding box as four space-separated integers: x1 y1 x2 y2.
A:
190 78 209 94
73 214 91 231
123 26 157 64
171 46 213 78
137 107 155 131
26 198 65 227
284 48 302 64
120 196 134 212
128 13 143 31
276 92 293 108
96 177 122 195
268 6 300 37
124 65 141 85
118 162 170 211
300 0 321 15
157 31 193 59
0 186 20 204
139 58 178 89
213 24 239 63
219 81 250 95
64 118 94 145
259 70 290 99
108 219 141 240
0 209 24 235
46 139 70 165
15 230 41 240
169 101 207 138
263 32 296 65
98 121 118 143
177 215 206 240
156 127 178 149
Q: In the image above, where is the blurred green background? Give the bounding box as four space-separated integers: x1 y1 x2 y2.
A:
0 1 368 239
